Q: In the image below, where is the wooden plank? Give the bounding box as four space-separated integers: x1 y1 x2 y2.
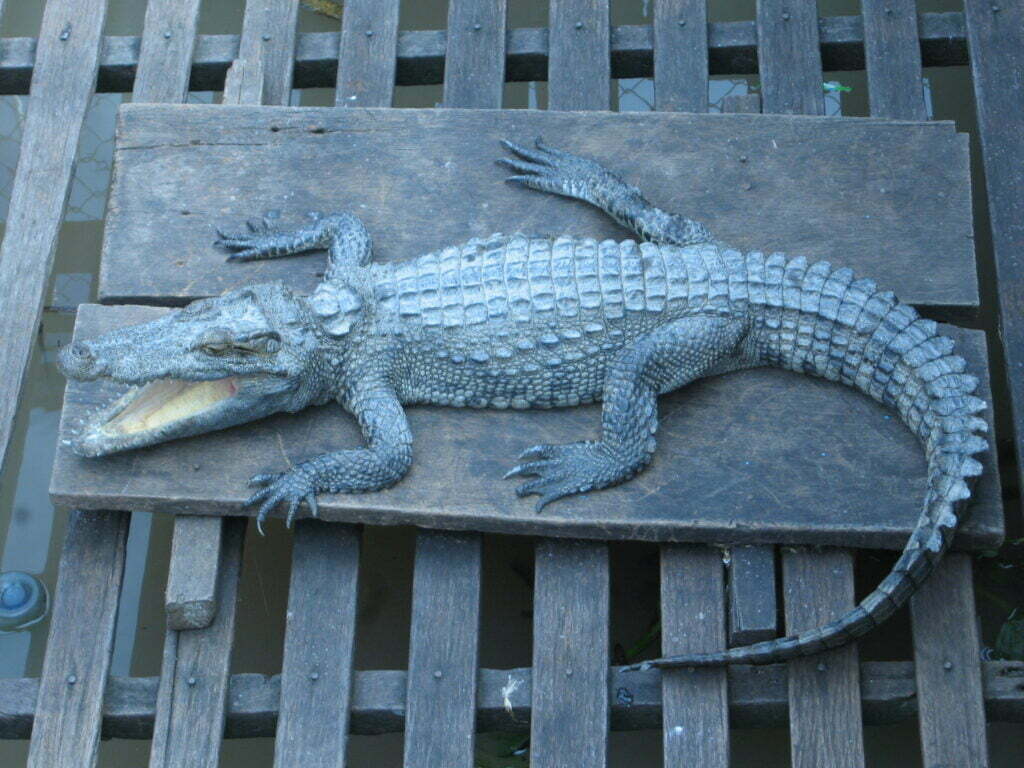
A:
402 7 501 766
165 517 221 630
529 10 610 764
275 521 360 766
727 545 777 645
149 517 244 767
652 20 728 767
659 546 728 765
0 13 977 97
5 660 1024 739
442 0 506 110
861 0 927 122
52 303 1003 550
964 0 1024 511
909 554 989 765
549 0 610 111
756 0 824 116
404 532 482 768
132 0 224 633
234 0 300 107
783 549 865 767
652 0 708 113
531 539 609 767
335 0 399 108
720 91 778 648
26 511 129 767
98 106 976 311
0 0 109 476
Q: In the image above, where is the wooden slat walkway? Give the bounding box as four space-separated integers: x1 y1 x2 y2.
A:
2 3 1018 768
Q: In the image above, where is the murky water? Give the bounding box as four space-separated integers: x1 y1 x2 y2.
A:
0 1 1021 766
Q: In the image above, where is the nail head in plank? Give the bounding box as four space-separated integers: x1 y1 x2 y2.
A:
531 539 609 767
336 0 399 107
99 106 976 311
52 304 1003 551
275 520 361 767
443 0 507 110
659 544 729 766
910 553 989 766
727 545 777 645
964 0 1024 509
756 0 824 115
861 0 928 121
165 516 222 630
149 517 245 768
27 511 129 768
652 0 708 113
0 0 110 474
783 548 865 768
549 0 611 111
404 531 482 768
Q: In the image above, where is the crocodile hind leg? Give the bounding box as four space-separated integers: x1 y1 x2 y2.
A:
498 138 713 246
215 210 373 274
506 314 750 511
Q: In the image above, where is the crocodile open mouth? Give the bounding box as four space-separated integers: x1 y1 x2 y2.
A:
100 377 240 436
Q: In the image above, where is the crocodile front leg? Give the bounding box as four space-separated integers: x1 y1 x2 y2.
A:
498 138 712 246
506 315 750 511
245 386 413 533
215 210 373 274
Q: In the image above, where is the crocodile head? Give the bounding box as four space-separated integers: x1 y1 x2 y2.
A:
59 282 324 457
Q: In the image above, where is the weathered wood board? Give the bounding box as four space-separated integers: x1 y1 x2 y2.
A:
98 105 977 311
50 303 1002 549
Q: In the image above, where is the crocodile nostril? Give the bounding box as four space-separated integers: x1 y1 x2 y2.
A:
69 342 93 362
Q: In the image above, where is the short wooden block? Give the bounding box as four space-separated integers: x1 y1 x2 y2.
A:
99 106 976 310
50 303 1003 549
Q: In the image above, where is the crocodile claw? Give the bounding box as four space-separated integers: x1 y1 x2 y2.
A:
245 468 319 535
497 137 612 202
504 441 625 513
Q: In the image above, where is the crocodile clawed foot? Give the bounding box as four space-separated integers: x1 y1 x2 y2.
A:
214 213 284 261
497 138 614 202
504 440 625 513
244 469 320 535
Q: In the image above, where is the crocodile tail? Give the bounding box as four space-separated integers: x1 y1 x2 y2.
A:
629 252 988 670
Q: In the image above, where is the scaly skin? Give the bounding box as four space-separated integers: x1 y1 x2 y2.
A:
58 139 987 669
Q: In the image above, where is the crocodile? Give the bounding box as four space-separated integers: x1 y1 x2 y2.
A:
57 139 987 669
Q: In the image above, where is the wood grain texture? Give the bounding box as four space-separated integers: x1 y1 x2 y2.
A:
783 548 865 767
275 521 360 767
442 0 506 109
335 0 399 107
652 0 707 113
132 0 202 105
549 0 610 110
235 0 300 107
404 532 482 768
149 517 244 768
727 544 777 645
52 303 1004 549
861 0 927 121
0 0 109 478
98 106 976 311
165 516 221 630
909 553 989 766
5 660 1024 739
756 0 824 116
659 545 728 766
531 539 610 767
26 511 129 768
964 0 1024 512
